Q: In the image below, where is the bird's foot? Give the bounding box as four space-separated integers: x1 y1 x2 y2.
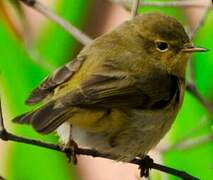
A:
61 140 78 164
138 156 154 178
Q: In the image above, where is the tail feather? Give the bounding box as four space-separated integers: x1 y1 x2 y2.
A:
13 101 70 134
13 112 34 124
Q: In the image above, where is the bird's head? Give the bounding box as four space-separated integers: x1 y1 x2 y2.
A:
131 12 208 78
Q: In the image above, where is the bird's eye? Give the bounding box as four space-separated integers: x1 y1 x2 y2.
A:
155 40 169 52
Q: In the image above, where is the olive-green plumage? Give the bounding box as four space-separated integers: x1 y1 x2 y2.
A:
13 12 206 161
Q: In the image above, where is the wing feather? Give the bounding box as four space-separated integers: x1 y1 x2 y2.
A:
26 56 85 105
14 58 179 134
13 101 72 134
60 68 179 109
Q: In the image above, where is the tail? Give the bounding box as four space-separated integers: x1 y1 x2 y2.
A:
13 101 71 134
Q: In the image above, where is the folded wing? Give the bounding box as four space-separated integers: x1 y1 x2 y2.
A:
14 59 179 134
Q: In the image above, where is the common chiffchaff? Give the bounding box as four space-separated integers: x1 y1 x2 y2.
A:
14 12 207 161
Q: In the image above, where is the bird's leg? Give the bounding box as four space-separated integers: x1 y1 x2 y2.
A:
138 156 154 178
61 125 78 164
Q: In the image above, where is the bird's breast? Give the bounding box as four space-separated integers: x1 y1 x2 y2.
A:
70 94 182 161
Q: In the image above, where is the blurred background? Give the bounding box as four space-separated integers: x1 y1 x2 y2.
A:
0 0 213 179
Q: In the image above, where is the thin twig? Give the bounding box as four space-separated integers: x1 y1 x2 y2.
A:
176 116 208 141
131 0 140 18
0 131 199 179
0 99 5 132
110 0 212 9
0 99 198 180
26 46 56 71
19 0 92 45
185 1 212 115
0 1 54 71
132 159 199 180
20 5 56 71
0 176 5 180
190 2 211 39
162 133 213 152
186 83 213 114
188 3 209 82
157 116 208 152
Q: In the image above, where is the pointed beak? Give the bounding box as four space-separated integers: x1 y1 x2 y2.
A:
182 44 209 53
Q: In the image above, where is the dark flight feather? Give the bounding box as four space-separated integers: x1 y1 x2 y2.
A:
61 69 179 109
13 64 179 134
13 101 71 134
26 57 85 105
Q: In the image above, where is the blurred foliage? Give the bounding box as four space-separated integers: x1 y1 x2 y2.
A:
0 0 212 180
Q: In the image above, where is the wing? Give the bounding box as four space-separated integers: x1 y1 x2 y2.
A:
26 56 85 105
61 66 179 109
13 100 74 134
14 60 179 134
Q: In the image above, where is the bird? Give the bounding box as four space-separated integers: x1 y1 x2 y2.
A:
13 12 207 162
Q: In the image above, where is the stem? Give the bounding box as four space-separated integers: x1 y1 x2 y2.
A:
131 0 140 18
0 99 5 132
111 0 212 9
0 176 5 180
190 2 211 39
162 133 213 152
19 0 92 45
0 130 199 179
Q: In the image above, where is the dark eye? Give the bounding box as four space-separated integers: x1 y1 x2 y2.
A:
155 40 169 52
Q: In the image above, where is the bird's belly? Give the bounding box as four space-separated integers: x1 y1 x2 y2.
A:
57 107 178 162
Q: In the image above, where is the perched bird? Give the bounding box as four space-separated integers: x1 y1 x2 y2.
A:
13 12 207 162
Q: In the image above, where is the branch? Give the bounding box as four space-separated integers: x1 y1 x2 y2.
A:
0 99 5 132
162 133 213 153
25 46 56 72
184 2 213 114
18 1 56 71
190 2 211 39
131 0 140 18
0 176 5 180
19 0 92 45
0 99 198 180
0 131 199 179
110 0 212 9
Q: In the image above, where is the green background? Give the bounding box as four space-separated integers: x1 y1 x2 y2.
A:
0 0 212 179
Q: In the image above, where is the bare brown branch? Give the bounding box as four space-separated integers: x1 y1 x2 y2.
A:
0 175 5 180
131 0 140 18
110 0 212 9
19 0 92 45
184 1 213 115
162 133 213 152
190 2 211 39
0 99 5 132
0 130 199 179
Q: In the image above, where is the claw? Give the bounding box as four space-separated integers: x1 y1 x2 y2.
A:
138 156 154 178
61 140 78 164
